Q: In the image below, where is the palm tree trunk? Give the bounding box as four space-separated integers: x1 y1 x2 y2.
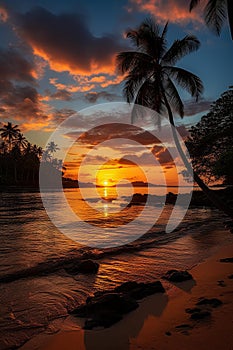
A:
227 0 233 40
162 90 233 219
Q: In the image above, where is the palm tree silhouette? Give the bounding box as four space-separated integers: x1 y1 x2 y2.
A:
14 133 28 151
0 122 20 151
46 141 60 156
117 18 233 219
189 0 233 39
31 144 43 159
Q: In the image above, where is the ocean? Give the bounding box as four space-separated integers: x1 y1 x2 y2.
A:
0 188 233 349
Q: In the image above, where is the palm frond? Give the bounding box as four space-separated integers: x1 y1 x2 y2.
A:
161 21 169 40
131 80 164 126
204 0 227 35
161 35 200 65
126 29 140 47
135 80 163 112
128 17 167 60
122 72 146 103
141 17 161 37
164 77 184 117
116 51 152 74
189 0 201 11
165 66 204 101
227 0 233 39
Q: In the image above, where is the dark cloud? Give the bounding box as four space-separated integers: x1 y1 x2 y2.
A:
52 108 76 122
118 146 176 167
151 144 176 165
0 79 47 124
14 7 127 75
46 89 73 101
0 43 76 128
0 83 38 106
83 154 109 164
70 123 160 146
156 148 174 165
0 48 35 82
85 91 120 103
184 99 212 116
0 46 50 127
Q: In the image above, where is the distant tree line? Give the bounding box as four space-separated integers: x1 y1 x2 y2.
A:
0 122 64 187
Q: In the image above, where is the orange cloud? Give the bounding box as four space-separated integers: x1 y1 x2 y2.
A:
31 57 48 80
129 0 205 24
32 44 117 76
15 7 126 78
49 77 95 93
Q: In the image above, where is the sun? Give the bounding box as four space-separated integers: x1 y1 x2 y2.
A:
103 180 109 187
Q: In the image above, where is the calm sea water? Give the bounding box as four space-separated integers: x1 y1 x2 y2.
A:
0 188 233 349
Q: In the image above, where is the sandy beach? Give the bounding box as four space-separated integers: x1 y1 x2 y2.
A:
21 238 233 350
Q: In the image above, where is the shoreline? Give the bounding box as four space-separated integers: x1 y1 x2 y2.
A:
21 239 233 350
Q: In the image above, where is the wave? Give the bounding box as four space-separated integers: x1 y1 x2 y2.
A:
0 217 207 284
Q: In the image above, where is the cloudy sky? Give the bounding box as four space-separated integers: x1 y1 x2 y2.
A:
0 0 232 184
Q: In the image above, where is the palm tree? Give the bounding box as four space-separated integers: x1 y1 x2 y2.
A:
46 141 60 156
0 122 20 151
117 18 233 219
42 149 52 162
189 0 233 40
14 133 28 151
31 144 43 160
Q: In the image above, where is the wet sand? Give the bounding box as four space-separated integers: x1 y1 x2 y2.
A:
21 240 233 350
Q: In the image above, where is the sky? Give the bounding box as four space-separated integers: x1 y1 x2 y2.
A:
0 0 232 185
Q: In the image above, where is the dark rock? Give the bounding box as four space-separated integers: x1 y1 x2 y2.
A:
114 281 139 293
196 298 222 308
114 281 165 300
163 269 193 282
220 257 233 263
185 307 201 314
94 281 165 300
228 274 233 279
72 293 138 317
130 281 165 299
190 310 211 320
71 293 138 329
165 331 172 336
65 259 99 274
78 260 99 273
70 280 165 329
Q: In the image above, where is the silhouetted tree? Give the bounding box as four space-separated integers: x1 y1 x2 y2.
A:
187 87 233 184
0 122 20 151
0 124 63 187
117 18 233 218
46 141 60 156
14 133 28 151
